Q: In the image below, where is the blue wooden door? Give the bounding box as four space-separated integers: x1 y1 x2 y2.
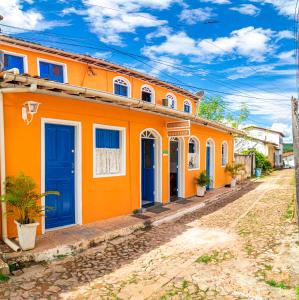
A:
206 144 211 190
45 124 75 229
142 139 155 205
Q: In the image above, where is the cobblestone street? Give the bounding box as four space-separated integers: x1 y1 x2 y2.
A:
0 169 298 299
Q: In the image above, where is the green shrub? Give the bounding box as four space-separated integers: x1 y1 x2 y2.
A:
241 149 272 174
195 171 210 187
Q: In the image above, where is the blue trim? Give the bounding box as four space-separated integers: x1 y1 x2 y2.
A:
184 103 190 113
4 54 24 74
114 83 128 97
39 61 64 83
96 128 120 149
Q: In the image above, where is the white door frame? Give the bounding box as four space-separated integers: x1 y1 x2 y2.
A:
41 118 82 234
168 137 185 200
139 128 162 208
205 138 215 188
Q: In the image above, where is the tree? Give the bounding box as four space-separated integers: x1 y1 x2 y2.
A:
197 96 249 128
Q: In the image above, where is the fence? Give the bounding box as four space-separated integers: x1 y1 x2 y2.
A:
234 153 255 181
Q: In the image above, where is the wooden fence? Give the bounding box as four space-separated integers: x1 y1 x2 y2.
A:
234 153 255 181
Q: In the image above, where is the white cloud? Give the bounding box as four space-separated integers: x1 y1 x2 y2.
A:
230 4 260 16
143 26 274 62
250 0 296 18
0 0 65 31
179 8 215 25
275 30 293 40
62 0 180 45
201 0 231 4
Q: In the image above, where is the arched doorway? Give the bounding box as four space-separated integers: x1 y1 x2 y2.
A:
169 137 184 201
206 139 215 189
140 129 162 208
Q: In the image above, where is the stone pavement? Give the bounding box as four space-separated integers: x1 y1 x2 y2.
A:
0 170 298 299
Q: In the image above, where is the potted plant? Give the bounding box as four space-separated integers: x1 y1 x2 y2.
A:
1 173 59 250
195 171 210 196
224 162 245 188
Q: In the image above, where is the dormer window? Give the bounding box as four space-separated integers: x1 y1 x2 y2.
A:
141 85 155 103
166 93 176 109
113 77 130 97
38 59 66 83
3 53 26 74
184 100 192 113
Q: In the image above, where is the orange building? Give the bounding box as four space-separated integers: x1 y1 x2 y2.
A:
0 35 240 240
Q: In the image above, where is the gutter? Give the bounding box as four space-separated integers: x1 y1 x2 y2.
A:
0 69 37 251
1 73 244 135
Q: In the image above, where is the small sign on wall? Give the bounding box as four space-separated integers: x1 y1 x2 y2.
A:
162 149 168 156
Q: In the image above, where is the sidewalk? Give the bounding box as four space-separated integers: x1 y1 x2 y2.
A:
1 182 252 265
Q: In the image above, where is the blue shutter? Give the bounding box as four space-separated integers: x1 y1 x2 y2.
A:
184 103 190 113
96 129 120 149
114 84 128 97
4 54 24 74
39 61 64 83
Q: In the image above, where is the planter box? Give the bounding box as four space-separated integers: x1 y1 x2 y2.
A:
196 185 206 197
15 220 39 250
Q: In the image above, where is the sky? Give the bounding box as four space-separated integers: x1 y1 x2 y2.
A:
0 0 296 142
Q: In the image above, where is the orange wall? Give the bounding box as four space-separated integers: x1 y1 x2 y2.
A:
3 92 232 237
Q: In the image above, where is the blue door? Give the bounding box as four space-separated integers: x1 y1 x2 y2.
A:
45 124 75 229
142 139 155 206
206 144 211 190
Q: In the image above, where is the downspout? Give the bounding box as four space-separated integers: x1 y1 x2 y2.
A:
0 79 37 251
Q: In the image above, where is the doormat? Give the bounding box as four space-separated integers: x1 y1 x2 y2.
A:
176 198 192 205
146 206 170 214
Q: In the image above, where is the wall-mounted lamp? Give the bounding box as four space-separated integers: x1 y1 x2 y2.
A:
22 101 40 125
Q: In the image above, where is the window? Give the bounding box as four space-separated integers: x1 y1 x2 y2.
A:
166 93 176 109
94 125 126 177
141 85 154 103
114 77 130 97
39 60 65 83
188 137 199 170
221 142 228 166
3 53 25 74
184 100 192 113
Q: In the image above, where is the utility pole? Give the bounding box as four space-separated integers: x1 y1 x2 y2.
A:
291 96 299 236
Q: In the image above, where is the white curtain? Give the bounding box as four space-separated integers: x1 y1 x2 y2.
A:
95 148 121 175
188 153 199 169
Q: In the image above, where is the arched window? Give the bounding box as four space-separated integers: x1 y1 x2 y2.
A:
113 77 130 97
166 93 176 109
221 141 228 166
141 85 155 103
184 100 192 113
188 137 199 170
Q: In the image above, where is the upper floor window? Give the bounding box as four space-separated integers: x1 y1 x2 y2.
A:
93 124 126 177
141 85 155 103
38 59 66 83
166 93 176 109
113 77 130 97
184 100 192 113
3 53 25 74
221 142 228 166
188 137 199 170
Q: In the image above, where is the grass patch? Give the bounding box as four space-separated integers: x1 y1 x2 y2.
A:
264 264 273 271
244 243 255 256
196 250 233 264
266 279 288 289
283 195 296 220
54 254 68 260
0 273 9 282
295 285 299 300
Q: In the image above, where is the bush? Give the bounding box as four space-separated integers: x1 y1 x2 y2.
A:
241 148 272 175
195 171 210 187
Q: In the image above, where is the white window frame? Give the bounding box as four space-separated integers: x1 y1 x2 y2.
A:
113 76 131 98
141 84 155 103
166 92 177 109
37 57 68 83
93 123 126 178
188 136 200 170
221 141 228 167
1 49 28 73
184 99 192 114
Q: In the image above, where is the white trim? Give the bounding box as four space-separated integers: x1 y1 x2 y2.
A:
188 136 200 171
221 141 228 167
37 57 68 83
183 99 192 114
205 138 215 188
113 76 131 98
141 84 155 104
166 92 177 109
41 118 82 234
1 49 28 73
93 123 126 178
168 137 185 200
139 128 162 208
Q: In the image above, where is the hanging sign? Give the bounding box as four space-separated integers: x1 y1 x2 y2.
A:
166 120 190 137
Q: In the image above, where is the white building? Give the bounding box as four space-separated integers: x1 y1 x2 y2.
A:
235 126 284 168
283 152 294 168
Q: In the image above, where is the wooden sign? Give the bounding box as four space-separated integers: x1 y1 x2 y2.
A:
168 129 190 137
166 120 190 130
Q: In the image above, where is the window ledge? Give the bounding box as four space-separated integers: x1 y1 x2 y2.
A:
188 168 200 171
93 173 126 178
